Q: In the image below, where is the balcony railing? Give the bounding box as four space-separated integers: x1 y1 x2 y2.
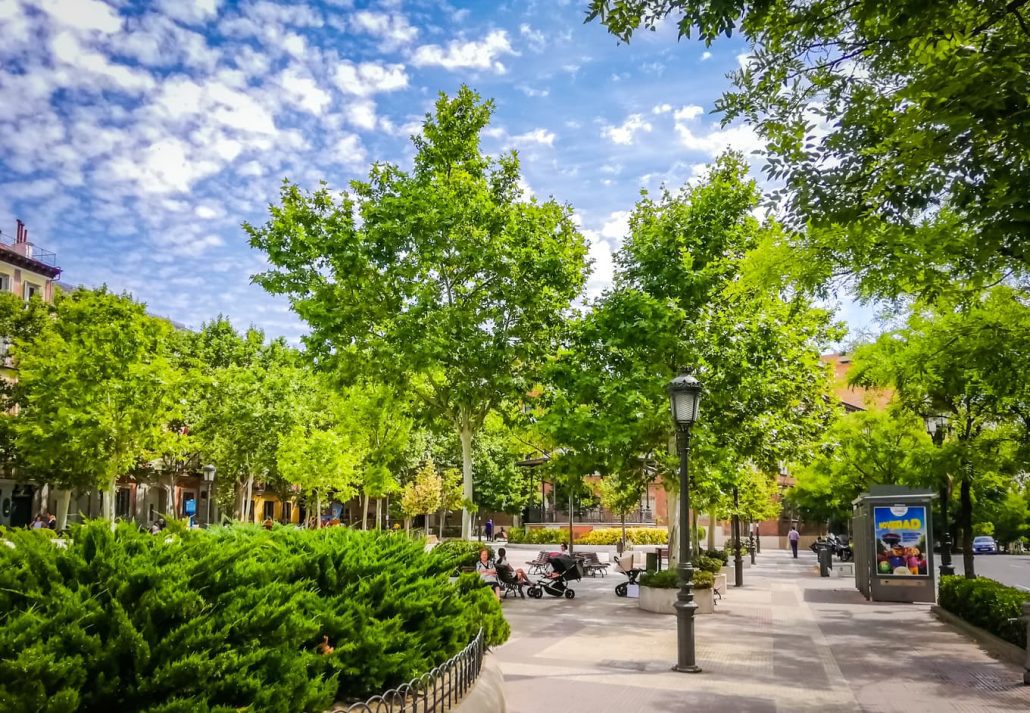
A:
0 228 57 267
524 506 656 524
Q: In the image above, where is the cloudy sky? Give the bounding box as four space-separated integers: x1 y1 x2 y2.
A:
0 0 872 341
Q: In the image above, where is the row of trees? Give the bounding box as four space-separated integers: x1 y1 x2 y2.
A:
0 286 535 531
584 0 1030 574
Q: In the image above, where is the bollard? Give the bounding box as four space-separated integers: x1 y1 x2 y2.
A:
818 547 832 577
1024 600 1030 685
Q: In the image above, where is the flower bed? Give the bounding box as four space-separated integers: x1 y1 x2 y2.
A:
0 523 509 712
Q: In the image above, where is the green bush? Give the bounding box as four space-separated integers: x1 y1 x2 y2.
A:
939 575 1029 648
431 540 494 571
575 527 669 546
506 527 565 545
639 569 678 588
696 555 723 574
692 570 715 590
0 521 509 712
703 548 728 565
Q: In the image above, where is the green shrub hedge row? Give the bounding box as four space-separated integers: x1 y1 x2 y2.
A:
938 575 1029 649
506 527 565 544
574 527 671 546
0 523 508 713
638 569 714 590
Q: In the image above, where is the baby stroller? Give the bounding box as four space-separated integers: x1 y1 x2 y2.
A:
526 554 581 599
613 553 642 597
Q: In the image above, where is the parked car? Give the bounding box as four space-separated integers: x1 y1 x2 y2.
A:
972 535 998 554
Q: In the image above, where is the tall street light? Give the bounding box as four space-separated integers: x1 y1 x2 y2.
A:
924 415 954 576
668 372 703 674
202 465 216 527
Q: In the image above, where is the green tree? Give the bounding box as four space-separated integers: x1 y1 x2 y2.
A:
851 287 1030 577
588 0 1030 298
788 408 932 528
14 288 179 523
400 459 445 536
277 425 362 529
248 86 590 538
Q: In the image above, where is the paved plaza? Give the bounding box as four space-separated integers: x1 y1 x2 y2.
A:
492 546 1030 713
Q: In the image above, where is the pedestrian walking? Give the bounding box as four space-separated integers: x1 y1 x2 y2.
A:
788 525 800 558
485 518 494 542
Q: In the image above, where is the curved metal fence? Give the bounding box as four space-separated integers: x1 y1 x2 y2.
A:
342 629 486 713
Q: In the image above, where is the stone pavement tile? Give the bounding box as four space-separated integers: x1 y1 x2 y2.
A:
493 548 1030 713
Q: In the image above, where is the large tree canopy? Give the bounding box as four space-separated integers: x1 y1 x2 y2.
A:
248 86 590 537
588 0 1030 299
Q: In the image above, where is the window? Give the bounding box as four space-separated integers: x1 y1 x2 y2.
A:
115 488 131 519
263 500 275 520
282 502 292 523
0 274 9 293
23 282 40 300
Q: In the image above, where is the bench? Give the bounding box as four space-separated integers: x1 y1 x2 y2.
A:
525 551 550 575
579 551 610 577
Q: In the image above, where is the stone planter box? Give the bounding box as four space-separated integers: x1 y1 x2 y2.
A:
639 585 677 614
694 587 715 614
713 573 727 595
639 586 715 614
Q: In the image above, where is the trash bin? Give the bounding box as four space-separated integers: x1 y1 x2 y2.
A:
817 546 833 577
645 552 658 571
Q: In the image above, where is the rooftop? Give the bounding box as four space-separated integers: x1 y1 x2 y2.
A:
0 221 61 279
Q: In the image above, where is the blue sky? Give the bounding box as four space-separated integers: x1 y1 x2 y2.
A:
0 0 874 342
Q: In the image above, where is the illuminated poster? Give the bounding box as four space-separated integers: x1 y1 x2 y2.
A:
873 505 929 576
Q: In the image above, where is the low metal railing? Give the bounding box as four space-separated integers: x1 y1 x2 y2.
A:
343 629 485 712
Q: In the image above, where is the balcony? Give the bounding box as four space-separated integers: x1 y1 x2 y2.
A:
0 231 57 266
0 223 60 278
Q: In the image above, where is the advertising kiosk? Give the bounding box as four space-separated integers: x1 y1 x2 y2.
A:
852 486 937 603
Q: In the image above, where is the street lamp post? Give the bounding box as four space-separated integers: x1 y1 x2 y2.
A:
924 415 954 576
668 372 703 674
202 465 216 527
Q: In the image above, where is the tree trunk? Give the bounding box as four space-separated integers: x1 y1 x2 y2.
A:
960 475 974 579
707 508 716 551
245 476 254 523
440 507 447 538
54 488 72 531
668 484 680 564
103 477 116 523
361 493 369 530
459 423 474 539
315 490 322 529
692 509 700 558
405 516 411 536
375 497 382 530
621 511 627 552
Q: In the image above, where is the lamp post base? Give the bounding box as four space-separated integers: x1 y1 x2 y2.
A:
939 564 955 577
672 664 703 673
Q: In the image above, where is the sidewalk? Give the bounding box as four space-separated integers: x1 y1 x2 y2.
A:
492 546 1030 713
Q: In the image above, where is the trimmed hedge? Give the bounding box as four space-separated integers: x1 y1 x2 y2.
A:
0 523 508 712
575 527 670 546
506 527 566 545
639 569 714 590
938 575 1029 649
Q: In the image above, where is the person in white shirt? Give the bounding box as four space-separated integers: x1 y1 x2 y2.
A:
788 526 800 558
475 549 501 601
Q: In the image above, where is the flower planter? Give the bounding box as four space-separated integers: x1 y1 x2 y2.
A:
713 573 727 595
694 587 715 614
638 585 677 614
638 585 716 614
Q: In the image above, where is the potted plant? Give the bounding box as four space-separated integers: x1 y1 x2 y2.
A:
697 555 726 594
638 569 678 614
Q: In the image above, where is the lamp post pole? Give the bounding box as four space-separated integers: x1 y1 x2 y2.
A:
733 487 743 587
202 465 216 527
668 372 703 674
925 416 954 577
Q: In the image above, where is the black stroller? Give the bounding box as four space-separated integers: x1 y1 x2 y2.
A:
526 554 581 599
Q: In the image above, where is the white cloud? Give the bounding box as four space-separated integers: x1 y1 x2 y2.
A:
334 134 367 168
345 99 377 130
701 51 712 61
52 31 155 92
278 67 332 115
601 114 652 145
105 137 221 194
195 204 222 219
512 128 555 146
599 210 630 243
519 23 546 52
581 228 614 299
37 0 122 33
652 104 672 115
333 60 409 96
156 0 221 25
517 84 549 98
672 108 762 157
412 30 515 73
351 10 417 49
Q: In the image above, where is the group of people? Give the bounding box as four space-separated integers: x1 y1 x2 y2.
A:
30 512 57 530
475 547 529 601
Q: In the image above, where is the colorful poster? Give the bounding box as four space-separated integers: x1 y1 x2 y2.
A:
873 505 929 576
